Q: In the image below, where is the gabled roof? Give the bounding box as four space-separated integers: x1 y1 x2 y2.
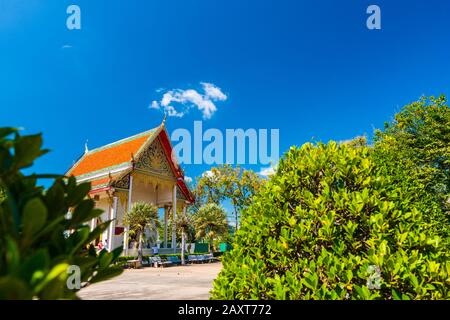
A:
66 124 194 203
67 128 159 178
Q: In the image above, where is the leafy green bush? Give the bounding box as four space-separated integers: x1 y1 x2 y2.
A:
211 142 449 300
374 95 449 201
373 95 449 237
0 128 123 299
115 256 138 265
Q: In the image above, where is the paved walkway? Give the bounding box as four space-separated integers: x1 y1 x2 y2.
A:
78 263 222 300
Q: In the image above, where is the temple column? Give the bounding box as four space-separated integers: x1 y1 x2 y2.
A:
90 218 96 231
108 196 118 252
164 206 169 248
182 205 187 253
154 183 159 247
89 218 96 246
172 184 177 253
124 174 133 256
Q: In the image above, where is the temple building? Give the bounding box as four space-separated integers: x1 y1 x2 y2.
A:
65 121 194 255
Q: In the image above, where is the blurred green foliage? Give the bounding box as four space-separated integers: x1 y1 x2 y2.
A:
0 128 123 299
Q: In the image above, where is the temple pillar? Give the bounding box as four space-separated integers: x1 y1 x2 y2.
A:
164 206 169 248
90 218 96 231
108 196 118 252
124 174 133 256
89 218 96 246
172 184 177 253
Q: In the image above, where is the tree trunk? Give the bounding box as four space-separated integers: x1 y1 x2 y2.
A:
181 230 186 265
138 232 143 263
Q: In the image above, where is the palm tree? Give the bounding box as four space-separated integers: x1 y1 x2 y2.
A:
194 203 229 253
176 211 193 265
123 202 159 263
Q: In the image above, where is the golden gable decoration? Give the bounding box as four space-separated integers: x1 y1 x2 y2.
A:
136 139 174 178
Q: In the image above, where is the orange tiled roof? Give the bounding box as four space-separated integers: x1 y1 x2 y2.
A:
90 177 112 187
67 128 158 178
87 174 121 191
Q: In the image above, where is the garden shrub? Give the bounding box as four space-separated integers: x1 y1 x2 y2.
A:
211 142 449 300
0 128 123 299
373 95 449 237
115 256 138 265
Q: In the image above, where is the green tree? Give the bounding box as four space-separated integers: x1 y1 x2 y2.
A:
187 186 207 216
197 165 264 231
123 202 159 263
374 95 449 201
0 128 123 299
176 211 193 264
373 95 449 238
212 142 449 300
196 169 226 205
194 203 229 253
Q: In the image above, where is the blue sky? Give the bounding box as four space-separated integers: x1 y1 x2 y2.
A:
1 0 450 208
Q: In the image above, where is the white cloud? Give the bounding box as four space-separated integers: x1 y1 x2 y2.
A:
165 105 184 118
150 82 227 119
150 100 160 109
202 82 227 101
184 176 193 183
61 44 73 49
259 165 277 177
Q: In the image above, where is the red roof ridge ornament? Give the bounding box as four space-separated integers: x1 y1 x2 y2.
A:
131 152 136 168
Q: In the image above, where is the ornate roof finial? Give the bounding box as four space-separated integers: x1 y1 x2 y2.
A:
131 153 135 168
84 139 89 154
162 112 167 126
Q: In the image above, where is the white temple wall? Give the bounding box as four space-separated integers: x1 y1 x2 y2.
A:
156 183 174 204
131 179 158 205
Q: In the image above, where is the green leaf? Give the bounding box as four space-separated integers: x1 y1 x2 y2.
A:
70 200 101 226
354 285 371 300
5 236 20 274
0 277 33 300
19 249 50 284
0 127 18 139
89 266 124 284
66 182 91 207
346 270 353 282
22 198 48 237
13 134 48 169
85 221 112 245
302 273 318 290
391 289 401 300
34 263 69 293
98 251 113 270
